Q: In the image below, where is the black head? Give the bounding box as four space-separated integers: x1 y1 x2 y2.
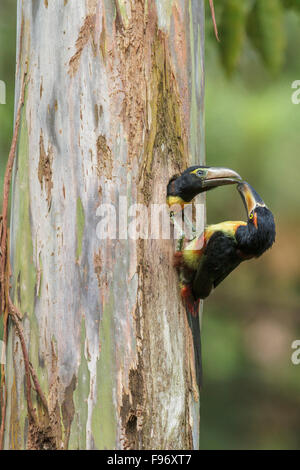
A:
167 165 242 206
236 182 276 257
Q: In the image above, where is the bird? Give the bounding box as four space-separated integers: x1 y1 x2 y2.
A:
174 180 276 316
167 165 245 389
167 165 242 210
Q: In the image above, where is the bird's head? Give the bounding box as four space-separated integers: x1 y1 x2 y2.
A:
237 182 276 256
167 165 242 208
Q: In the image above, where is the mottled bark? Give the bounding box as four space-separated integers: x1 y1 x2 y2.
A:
4 0 205 449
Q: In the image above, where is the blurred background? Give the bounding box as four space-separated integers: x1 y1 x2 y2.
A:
202 0 300 450
0 0 299 450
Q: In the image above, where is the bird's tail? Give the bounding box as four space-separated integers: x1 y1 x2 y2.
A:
180 282 202 389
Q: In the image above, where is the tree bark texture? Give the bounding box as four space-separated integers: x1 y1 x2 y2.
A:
4 0 205 449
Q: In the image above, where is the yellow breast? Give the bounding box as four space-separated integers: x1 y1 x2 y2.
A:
166 195 188 207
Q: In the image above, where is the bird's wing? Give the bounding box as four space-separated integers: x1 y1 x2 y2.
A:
213 257 241 288
192 230 241 299
191 254 214 299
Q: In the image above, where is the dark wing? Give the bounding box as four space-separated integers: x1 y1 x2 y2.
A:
192 231 241 299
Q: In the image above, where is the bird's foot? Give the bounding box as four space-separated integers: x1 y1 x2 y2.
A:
183 214 196 239
170 210 183 232
173 251 183 268
170 211 185 247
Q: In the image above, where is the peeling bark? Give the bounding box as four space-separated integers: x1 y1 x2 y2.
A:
38 130 53 209
4 0 205 449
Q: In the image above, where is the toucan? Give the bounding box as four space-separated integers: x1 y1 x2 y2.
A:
167 165 242 209
167 165 244 388
169 174 276 315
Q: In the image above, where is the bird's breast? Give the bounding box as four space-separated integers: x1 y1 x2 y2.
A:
166 195 187 208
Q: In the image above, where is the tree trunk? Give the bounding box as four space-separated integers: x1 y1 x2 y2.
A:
4 0 205 450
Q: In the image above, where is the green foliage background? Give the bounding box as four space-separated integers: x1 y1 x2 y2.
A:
0 0 299 449
203 0 300 449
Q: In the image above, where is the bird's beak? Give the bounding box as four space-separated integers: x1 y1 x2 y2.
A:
201 167 242 189
237 182 266 215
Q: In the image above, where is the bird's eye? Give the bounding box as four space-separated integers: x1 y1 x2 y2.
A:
196 170 204 176
249 213 254 219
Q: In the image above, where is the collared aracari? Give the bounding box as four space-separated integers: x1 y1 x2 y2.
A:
167 165 243 388
174 180 275 316
167 165 242 209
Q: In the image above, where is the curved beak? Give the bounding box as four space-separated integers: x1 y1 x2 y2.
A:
202 167 242 190
237 182 266 215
